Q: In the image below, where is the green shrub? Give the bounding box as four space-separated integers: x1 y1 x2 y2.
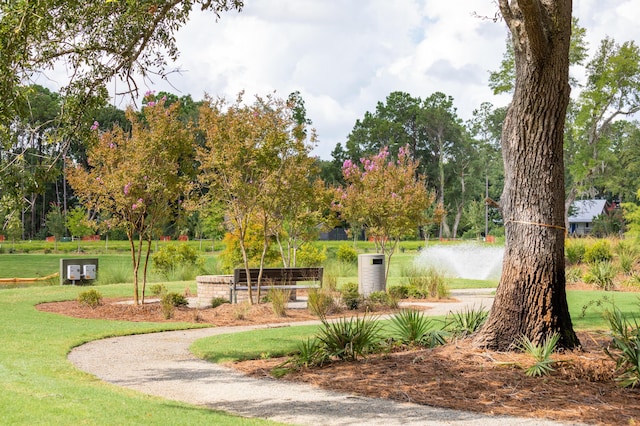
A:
603 307 640 388
565 266 582 283
296 244 327 267
565 239 586 264
77 289 103 308
515 333 560 377
307 288 337 319
219 225 279 272
293 338 329 368
316 315 382 361
405 267 449 299
615 240 638 257
339 282 361 310
149 283 168 297
445 306 488 337
152 243 205 279
618 251 637 275
584 239 613 264
211 297 229 308
584 261 616 290
390 309 446 347
336 244 358 264
388 285 410 299
159 292 188 319
366 290 399 309
161 292 189 307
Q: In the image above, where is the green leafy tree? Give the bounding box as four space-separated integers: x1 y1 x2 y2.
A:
68 98 195 304
489 17 588 95
467 102 506 238
623 198 640 237
0 1 243 129
45 203 66 250
197 201 226 252
334 145 434 280
65 206 96 253
344 91 471 238
604 120 640 203
565 38 640 220
0 196 22 246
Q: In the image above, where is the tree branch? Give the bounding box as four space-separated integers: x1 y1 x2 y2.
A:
517 0 550 61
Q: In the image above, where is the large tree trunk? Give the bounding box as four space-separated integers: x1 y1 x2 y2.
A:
474 0 579 350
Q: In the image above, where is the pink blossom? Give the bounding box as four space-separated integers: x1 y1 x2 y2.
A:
132 203 138 210
124 182 131 195
144 90 155 97
147 101 156 107
90 121 99 131
109 143 115 149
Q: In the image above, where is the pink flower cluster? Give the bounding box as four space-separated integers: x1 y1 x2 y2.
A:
90 121 99 131
132 198 144 210
124 182 131 195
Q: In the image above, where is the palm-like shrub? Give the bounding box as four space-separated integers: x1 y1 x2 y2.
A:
390 309 446 347
603 307 640 388
445 306 488 337
565 239 586 264
515 333 560 377
316 315 382 361
584 261 616 290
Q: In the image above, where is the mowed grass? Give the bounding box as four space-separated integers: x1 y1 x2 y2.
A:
0 282 279 425
193 289 640 365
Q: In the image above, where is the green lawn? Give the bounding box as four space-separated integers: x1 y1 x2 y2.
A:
193 289 640 365
0 282 279 425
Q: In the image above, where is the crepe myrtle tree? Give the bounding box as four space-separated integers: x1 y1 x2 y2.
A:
333 145 434 281
67 96 195 305
197 92 316 304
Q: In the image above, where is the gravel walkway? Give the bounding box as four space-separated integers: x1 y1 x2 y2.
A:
68 290 576 425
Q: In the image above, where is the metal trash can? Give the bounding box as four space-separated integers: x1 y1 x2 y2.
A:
358 254 386 297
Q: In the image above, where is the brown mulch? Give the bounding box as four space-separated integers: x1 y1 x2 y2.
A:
38 298 640 425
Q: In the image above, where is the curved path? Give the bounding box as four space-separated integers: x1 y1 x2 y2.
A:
68 290 573 425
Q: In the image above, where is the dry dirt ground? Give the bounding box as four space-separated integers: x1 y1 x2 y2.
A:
38 296 640 426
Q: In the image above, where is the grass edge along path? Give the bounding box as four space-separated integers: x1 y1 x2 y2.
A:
0 283 280 426
192 290 640 365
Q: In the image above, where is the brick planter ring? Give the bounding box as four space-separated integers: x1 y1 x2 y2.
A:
196 275 233 307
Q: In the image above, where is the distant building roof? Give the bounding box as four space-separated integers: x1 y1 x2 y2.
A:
568 199 607 223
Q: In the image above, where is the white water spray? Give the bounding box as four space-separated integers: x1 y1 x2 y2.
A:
414 243 504 280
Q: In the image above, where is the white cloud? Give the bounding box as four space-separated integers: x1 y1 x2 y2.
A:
114 2 640 159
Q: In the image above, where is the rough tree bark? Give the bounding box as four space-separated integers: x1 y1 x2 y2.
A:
473 0 580 350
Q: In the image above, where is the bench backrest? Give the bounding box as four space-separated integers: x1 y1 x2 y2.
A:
233 267 323 285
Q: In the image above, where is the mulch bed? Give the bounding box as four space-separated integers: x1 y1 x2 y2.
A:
38 297 640 425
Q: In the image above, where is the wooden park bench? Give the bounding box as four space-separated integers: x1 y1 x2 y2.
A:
231 267 323 303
